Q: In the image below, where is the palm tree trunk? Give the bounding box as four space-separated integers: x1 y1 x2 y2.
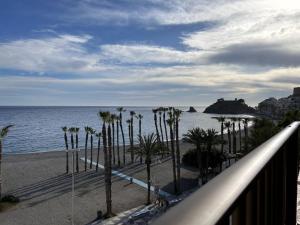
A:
175 118 181 194
71 134 74 149
0 140 2 199
117 120 121 167
169 123 178 194
139 118 143 164
227 128 231 153
112 121 115 165
233 123 236 154
244 123 248 152
107 124 113 216
84 132 88 171
76 133 79 173
64 132 69 173
96 136 100 171
130 117 134 163
227 128 231 166
154 114 161 143
239 122 242 152
196 145 202 185
219 122 224 172
146 158 151 205
159 114 164 146
128 123 131 163
221 122 224 153
102 123 110 217
205 144 212 183
163 112 169 151
119 113 126 165
90 135 93 169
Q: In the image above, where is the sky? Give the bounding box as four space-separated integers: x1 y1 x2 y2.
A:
0 0 299 106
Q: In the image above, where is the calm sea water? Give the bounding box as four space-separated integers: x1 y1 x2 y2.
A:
0 106 250 153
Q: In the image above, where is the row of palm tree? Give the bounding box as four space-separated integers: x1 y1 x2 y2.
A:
63 126 102 173
62 108 140 174
213 117 252 155
166 108 182 194
62 127 81 173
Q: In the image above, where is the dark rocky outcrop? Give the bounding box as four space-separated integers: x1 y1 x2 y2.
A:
187 106 197 113
203 98 255 114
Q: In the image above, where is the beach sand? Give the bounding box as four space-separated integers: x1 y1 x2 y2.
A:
0 141 200 225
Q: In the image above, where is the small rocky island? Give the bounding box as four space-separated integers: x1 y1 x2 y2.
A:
203 98 255 114
187 106 197 112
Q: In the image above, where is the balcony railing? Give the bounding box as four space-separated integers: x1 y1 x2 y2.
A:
153 122 300 225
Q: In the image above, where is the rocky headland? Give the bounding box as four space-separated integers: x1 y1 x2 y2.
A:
203 98 255 114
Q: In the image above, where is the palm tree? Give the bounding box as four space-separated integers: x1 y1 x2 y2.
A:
230 117 237 154
153 108 161 144
89 128 96 169
203 129 220 181
111 114 117 165
130 111 136 163
162 107 169 151
75 127 80 173
212 116 226 153
138 133 158 205
0 125 13 199
237 117 243 152
158 108 164 147
107 114 113 217
174 109 182 193
116 115 121 167
62 126 69 173
183 127 205 184
126 119 131 163
212 116 226 171
117 107 126 165
95 132 101 171
166 115 178 194
243 118 250 152
224 121 232 153
69 127 75 150
84 126 90 171
99 111 113 217
136 114 143 164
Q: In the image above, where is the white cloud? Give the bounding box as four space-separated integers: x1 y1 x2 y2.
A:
100 44 205 64
0 34 108 73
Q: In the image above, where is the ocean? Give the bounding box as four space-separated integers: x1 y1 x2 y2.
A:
0 106 250 153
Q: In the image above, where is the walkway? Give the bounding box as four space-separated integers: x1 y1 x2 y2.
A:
80 158 171 198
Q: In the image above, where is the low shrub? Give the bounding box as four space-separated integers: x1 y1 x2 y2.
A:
182 149 226 169
1 195 20 203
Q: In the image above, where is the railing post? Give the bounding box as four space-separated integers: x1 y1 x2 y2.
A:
274 150 285 225
264 164 272 225
285 129 298 225
232 198 246 225
257 172 265 225
245 184 257 225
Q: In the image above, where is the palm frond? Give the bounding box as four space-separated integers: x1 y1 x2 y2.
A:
0 125 14 139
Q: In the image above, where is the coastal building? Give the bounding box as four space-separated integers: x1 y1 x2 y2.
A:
257 87 300 118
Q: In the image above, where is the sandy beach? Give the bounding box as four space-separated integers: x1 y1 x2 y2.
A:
0 141 201 225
